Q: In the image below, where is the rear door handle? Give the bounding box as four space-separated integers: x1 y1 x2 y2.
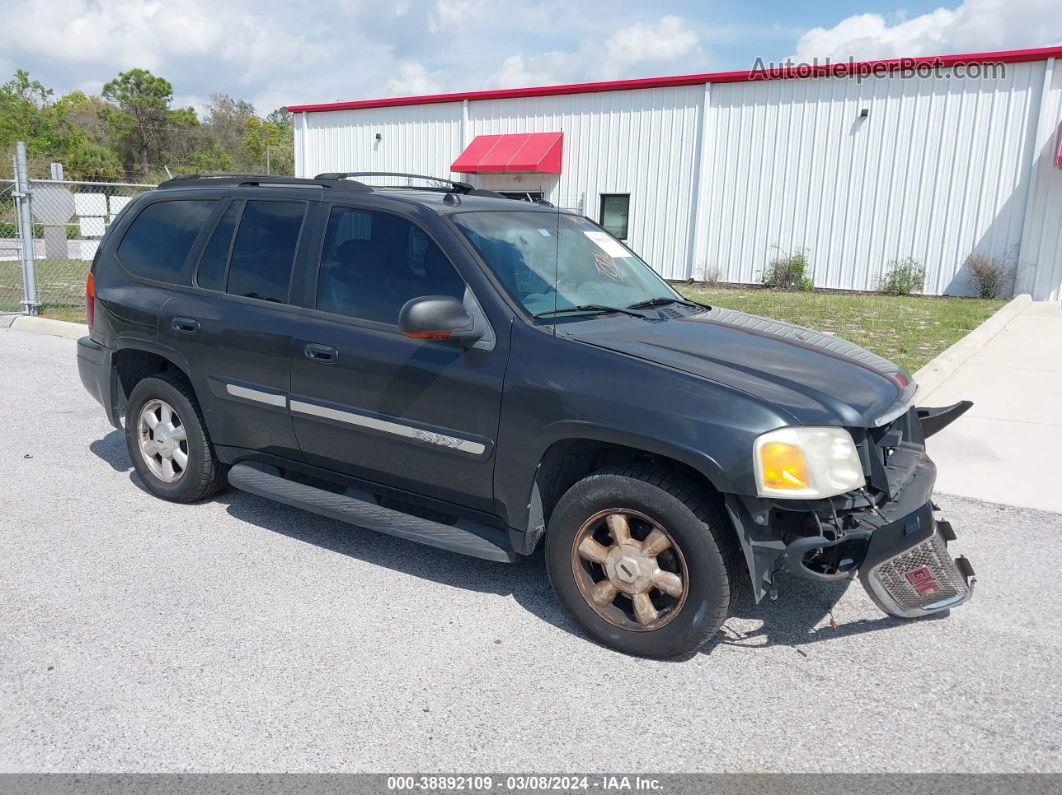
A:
304 343 338 364
171 317 200 334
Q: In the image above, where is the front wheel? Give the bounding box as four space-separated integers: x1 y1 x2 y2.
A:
545 466 738 658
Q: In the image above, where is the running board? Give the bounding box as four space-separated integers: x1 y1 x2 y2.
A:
227 463 516 563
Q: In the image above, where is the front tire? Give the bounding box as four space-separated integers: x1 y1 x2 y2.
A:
545 466 738 658
125 372 226 503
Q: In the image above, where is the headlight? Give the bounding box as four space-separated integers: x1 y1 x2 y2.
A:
753 427 865 499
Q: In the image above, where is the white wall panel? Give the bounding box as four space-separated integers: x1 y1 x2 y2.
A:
1019 59 1062 301
298 104 462 182
698 63 1046 294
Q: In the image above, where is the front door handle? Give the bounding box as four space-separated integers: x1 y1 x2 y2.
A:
304 343 338 364
171 316 200 334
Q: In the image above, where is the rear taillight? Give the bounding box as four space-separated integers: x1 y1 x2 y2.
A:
86 272 96 327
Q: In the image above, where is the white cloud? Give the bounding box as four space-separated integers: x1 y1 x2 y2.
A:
486 15 704 88
384 62 443 96
605 15 699 68
488 52 581 88
794 0 1062 62
428 0 483 33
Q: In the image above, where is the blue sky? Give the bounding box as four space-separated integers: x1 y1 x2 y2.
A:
2 0 1059 115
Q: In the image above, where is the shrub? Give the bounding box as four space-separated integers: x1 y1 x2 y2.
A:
966 253 1010 299
880 257 926 295
762 248 813 291
0 222 80 240
702 266 722 287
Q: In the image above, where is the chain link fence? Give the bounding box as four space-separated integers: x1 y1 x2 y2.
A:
0 179 20 312
1 145 155 320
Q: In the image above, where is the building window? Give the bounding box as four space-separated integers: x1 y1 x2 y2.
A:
599 194 629 240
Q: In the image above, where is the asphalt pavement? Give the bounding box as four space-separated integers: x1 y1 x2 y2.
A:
0 328 1059 773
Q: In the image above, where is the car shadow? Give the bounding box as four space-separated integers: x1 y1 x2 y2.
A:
90 429 131 472
89 430 930 657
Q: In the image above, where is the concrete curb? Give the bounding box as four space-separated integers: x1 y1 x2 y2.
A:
8 315 88 340
913 293 1032 397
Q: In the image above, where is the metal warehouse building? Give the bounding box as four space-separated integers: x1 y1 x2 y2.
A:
290 47 1062 301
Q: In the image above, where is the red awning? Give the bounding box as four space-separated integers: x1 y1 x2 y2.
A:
451 132 563 174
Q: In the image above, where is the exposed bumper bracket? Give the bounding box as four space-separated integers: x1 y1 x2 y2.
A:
918 400 973 439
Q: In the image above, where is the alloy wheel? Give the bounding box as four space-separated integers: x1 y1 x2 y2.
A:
570 508 689 631
137 398 189 483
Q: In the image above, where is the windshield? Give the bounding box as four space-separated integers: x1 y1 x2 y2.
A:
451 210 681 317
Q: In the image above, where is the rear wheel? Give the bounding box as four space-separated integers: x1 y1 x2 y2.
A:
125 373 226 503
545 466 738 658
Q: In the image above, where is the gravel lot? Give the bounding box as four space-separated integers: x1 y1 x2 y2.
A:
0 327 1059 773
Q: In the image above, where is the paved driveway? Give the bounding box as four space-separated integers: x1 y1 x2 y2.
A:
924 300 1062 513
0 328 1059 773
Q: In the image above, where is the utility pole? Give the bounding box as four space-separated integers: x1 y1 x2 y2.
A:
266 146 271 175
13 142 39 316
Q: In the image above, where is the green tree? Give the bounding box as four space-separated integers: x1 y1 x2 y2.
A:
63 138 123 180
0 70 66 165
243 108 293 175
101 69 177 176
205 94 256 158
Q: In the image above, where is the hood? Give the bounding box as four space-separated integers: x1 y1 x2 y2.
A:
563 306 915 428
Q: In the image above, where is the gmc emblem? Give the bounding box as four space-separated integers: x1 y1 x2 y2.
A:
906 566 940 596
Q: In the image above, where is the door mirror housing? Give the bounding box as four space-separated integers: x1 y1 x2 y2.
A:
399 295 482 346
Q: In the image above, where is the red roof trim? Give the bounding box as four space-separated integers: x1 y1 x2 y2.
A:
288 46 1062 114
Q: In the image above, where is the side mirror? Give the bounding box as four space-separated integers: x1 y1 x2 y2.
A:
398 295 482 346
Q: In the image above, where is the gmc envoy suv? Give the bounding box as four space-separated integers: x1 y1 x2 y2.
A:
78 171 976 658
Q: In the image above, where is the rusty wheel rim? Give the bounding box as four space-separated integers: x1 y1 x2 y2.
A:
570 509 689 632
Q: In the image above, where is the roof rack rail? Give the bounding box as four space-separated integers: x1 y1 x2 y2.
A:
158 173 371 191
314 171 475 194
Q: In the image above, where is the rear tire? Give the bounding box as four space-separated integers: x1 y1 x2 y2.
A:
545 466 738 658
125 372 226 503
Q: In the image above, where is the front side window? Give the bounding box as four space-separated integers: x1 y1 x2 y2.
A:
117 200 217 283
226 200 305 303
451 210 678 318
316 206 465 325
599 194 630 239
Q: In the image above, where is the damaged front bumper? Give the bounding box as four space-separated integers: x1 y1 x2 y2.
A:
725 402 977 619
859 501 976 617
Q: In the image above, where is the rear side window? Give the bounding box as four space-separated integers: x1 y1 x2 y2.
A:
226 200 305 303
116 200 216 283
196 201 242 291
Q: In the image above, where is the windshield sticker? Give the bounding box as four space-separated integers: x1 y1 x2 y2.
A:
583 230 629 258
593 250 622 282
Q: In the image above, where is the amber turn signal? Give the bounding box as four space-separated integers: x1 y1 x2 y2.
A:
758 441 811 491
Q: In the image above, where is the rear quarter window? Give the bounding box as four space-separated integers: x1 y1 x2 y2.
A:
116 199 217 283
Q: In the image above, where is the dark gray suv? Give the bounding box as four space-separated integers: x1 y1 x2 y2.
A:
77 171 975 658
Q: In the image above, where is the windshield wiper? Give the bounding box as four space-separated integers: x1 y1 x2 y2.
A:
533 304 646 320
626 296 703 310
